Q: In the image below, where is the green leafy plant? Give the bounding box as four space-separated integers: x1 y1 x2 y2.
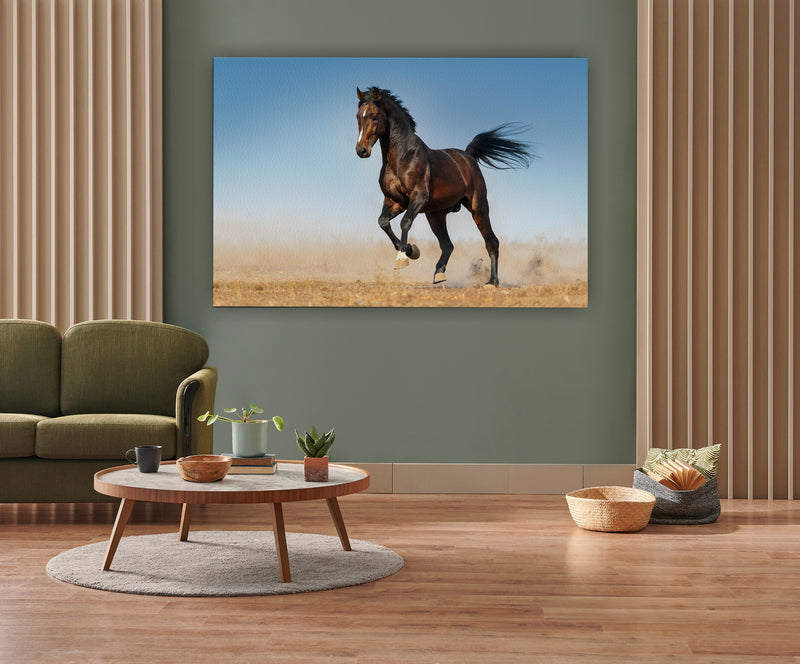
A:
198 405 284 431
295 426 335 458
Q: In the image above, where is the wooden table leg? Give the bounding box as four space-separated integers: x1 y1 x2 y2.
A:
326 497 352 551
179 503 193 541
271 502 291 583
102 498 136 571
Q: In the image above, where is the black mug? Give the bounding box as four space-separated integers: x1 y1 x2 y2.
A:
125 445 162 473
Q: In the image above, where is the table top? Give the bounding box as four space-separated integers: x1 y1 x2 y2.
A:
94 460 370 504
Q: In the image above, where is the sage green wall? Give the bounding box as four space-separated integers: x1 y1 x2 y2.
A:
163 0 637 463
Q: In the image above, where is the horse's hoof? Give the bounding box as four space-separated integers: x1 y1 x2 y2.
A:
484 282 498 289
395 251 409 270
433 272 447 284
408 244 421 260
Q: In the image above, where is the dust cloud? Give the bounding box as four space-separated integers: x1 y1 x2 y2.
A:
214 238 587 290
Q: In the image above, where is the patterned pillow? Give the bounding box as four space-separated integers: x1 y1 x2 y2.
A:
642 444 721 479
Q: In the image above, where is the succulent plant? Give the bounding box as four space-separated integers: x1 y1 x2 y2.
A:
295 426 335 458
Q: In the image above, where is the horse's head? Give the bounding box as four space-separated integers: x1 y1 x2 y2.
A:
356 87 388 158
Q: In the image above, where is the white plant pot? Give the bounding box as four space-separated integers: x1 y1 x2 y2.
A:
231 422 269 457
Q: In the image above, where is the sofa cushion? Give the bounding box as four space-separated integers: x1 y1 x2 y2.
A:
0 414 49 458
60 320 209 417
35 414 178 460
0 320 61 416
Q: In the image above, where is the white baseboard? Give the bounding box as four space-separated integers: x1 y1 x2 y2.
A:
338 463 637 494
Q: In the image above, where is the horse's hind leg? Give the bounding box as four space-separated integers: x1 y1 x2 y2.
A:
425 211 453 284
467 199 500 286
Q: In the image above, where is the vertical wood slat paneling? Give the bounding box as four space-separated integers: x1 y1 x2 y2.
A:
12 0 20 319
0 0 162 332
638 0 799 499
727 0 735 497
768 0 774 499
687 0 694 449
68 0 76 325
125 0 132 320
30 0 37 321
106 0 113 317
706 0 714 449
668 0 675 451
143 0 150 320
49 0 56 324
789 0 795 500
87 0 93 320
747 0 754 500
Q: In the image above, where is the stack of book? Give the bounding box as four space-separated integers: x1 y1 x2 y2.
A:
225 453 277 475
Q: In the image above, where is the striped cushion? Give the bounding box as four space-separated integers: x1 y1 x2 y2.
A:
642 444 721 479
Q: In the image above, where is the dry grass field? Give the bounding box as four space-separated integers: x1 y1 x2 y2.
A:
214 278 587 308
213 239 587 308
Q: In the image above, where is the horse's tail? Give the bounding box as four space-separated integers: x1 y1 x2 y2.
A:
465 123 534 170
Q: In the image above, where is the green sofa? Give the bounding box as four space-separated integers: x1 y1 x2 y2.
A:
0 319 217 502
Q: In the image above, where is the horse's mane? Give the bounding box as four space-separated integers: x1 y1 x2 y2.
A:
360 87 416 132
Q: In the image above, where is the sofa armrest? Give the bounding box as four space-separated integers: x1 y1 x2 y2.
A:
175 366 218 457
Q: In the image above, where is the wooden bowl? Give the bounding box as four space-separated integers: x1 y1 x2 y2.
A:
176 455 232 483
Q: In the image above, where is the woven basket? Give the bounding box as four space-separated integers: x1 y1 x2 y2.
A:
633 470 721 524
565 486 656 532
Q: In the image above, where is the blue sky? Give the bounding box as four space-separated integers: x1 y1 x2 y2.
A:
214 57 587 246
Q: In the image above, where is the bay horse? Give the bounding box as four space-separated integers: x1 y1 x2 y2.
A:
355 86 533 286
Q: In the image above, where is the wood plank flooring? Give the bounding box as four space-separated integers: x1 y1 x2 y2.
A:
1 495 799 663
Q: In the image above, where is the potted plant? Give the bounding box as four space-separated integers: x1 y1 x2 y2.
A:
198 405 284 458
295 426 335 481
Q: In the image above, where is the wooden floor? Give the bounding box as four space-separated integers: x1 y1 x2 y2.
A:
1 495 799 663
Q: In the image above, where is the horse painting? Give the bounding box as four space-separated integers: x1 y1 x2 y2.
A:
355 86 533 286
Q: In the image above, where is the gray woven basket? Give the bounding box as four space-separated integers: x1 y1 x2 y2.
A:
633 469 720 525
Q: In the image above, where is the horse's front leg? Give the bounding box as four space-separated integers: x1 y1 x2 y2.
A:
394 195 426 269
378 199 405 251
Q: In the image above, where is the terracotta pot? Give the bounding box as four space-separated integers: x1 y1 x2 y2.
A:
304 456 329 482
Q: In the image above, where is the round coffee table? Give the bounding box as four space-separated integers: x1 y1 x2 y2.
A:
94 460 370 583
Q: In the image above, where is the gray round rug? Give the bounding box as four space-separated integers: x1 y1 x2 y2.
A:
46 531 404 596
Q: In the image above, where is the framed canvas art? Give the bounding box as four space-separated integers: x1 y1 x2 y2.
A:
213 57 587 307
